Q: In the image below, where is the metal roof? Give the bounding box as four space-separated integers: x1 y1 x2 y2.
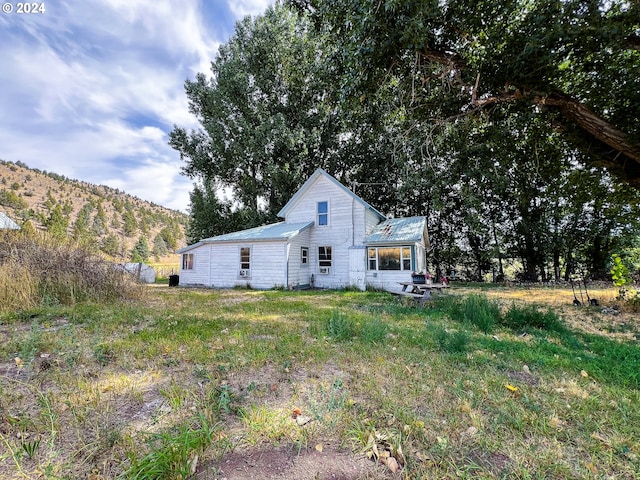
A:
177 221 313 252
277 168 386 221
0 212 20 230
365 216 427 245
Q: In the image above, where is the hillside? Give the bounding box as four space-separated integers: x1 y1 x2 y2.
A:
0 159 188 269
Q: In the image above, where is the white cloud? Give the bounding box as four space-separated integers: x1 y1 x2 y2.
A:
0 0 274 214
228 0 274 18
103 160 193 212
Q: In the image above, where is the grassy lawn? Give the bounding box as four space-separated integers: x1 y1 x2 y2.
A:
1 285 639 479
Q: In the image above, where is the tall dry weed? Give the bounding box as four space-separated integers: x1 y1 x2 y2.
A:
0 231 144 311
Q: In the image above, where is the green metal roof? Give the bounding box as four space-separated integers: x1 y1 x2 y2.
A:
177 221 313 252
365 217 427 245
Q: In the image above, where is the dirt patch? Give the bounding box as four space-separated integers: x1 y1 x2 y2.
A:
506 369 539 387
465 448 513 477
197 442 390 480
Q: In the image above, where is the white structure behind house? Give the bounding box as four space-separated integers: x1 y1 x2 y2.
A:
177 169 428 293
0 212 20 230
117 263 156 283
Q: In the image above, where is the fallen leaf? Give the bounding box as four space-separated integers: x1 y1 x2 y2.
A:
590 432 610 447
315 443 323 452
189 454 199 475
295 415 312 426
395 444 405 465
581 370 589 378
383 456 400 473
586 461 598 475
14 357 23 368
505 384 518 392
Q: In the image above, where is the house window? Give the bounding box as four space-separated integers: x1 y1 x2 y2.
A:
367 247 412 271
182 253 194 270
318 246 332 273
368 248 377 270
240 247 251 275
317 201 328 226
301 247 309 265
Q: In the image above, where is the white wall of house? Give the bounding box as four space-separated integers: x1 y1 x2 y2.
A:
366 270 410 293
286 230 311 289
180 241 288 289
348 246 367 290
283 175 383 289
178 246 210 286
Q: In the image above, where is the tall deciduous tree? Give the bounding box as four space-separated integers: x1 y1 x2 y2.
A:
294 0 640 185
170 2 390 239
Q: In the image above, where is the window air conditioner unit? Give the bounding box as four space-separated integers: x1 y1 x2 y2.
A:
319 267 331 275
239 269 249 277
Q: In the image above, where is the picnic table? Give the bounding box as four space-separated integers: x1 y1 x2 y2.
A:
395 282 450 305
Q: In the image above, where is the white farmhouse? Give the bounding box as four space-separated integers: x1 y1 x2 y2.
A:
176 168 428 292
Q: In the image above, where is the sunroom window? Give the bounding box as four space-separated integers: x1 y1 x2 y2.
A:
367 247 412 271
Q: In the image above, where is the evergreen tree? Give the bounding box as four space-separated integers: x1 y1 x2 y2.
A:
131 237 150 262
45 204 68 241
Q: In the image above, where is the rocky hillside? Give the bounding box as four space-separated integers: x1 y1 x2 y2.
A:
0 159 188 266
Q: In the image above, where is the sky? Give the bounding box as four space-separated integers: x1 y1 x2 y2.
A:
0 0 275 212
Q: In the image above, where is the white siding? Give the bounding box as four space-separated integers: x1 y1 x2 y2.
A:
286 230 311 289
178 246 210 286
364 209 382 237
180 242 287 289
283 176 371 288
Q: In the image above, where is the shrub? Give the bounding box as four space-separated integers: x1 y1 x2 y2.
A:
438 294 501 333
325 310 357 341
0 188 28 209
502 303 564 332
433 326 470 354
0 231 144 312
361 318 389 344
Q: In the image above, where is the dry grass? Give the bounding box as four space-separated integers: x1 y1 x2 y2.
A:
0 285 638 479
0 232 145 311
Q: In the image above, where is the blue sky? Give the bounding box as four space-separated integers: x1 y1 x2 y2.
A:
0 0 275 212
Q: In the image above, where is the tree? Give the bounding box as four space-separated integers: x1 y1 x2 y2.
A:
101 232 120 258
170 2 382 232
45 204 68 241
152 234 168 259
122 208 137 237
131 237 150 263
73 203 93 243
92 202 107 236
296 0 640 186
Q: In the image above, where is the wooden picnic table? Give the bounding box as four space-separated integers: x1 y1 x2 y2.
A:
395 282 450 305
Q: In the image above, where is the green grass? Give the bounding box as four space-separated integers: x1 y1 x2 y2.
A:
0 287 638 478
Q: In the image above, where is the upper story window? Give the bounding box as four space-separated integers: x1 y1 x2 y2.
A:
182 253 194 270
317 201 328 226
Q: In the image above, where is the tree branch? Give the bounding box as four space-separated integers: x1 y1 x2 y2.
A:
472 90 640 182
